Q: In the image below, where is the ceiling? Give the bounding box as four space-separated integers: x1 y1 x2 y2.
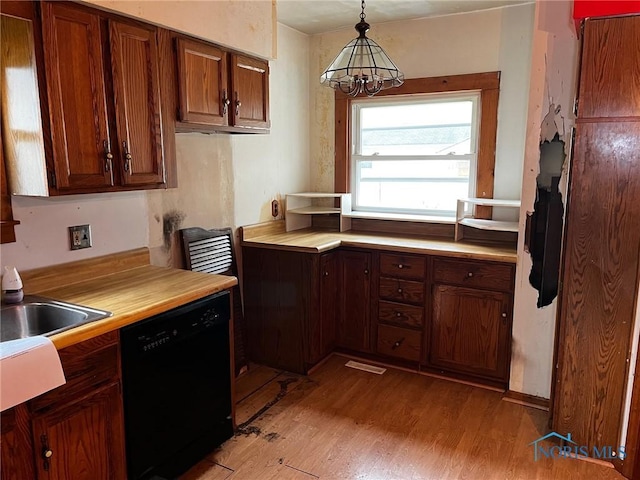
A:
277 0 532 35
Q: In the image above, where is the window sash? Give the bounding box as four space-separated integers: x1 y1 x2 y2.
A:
350 93 480 216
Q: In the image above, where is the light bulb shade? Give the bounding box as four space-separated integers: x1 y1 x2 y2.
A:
320 34 404 97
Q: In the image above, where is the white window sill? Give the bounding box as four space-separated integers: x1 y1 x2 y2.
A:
344 211 456 224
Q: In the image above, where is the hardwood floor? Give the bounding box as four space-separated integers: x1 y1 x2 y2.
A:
182 355 626 480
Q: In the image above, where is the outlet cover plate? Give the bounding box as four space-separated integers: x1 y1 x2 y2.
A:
69 224 92 250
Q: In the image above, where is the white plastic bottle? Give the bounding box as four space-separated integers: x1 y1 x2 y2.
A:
2 266 24 304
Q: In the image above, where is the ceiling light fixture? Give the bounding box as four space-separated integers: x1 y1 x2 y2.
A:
320 0 404 97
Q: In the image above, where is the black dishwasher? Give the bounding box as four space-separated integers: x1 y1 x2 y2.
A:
121 291 233 480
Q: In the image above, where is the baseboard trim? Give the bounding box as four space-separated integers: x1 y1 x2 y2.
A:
502 390 550 411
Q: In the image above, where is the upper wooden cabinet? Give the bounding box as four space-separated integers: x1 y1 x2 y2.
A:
176 38 270 132
577 15 640 119
40 1 166 193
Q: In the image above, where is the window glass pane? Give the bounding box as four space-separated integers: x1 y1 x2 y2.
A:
359 100 474 156
357 159 470 214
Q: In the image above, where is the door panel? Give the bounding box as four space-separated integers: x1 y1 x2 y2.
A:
41 3 112 189
338 250 371 352
177 38 228 126
430 284 510 380
110 21 164 186
32 382 126 480
553 122 640 449
230 54 269 129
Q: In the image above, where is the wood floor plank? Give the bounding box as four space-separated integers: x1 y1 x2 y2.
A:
185 354 625 480
235 364 283 403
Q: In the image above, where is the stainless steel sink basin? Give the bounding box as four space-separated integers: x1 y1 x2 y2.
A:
1 295 112 342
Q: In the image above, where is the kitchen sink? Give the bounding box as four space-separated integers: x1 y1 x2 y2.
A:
1 295 112 342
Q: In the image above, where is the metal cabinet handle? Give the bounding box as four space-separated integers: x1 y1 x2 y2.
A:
364 269 369 275
103 140 113 172
222 90 230 115
467 272 474 277
397 264 404 269
323 271 329 277
501 312 508 325
235 92 241 116
40 435 52 471
122 141 132 173
392 337 405 350
396 312 401 317
397 288 403 293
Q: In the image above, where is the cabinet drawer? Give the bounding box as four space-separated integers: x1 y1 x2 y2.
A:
378 301 424 328
30 332 119 412
379 277 424 304
376 324 422 362
433 258 514 292
380 253 426 280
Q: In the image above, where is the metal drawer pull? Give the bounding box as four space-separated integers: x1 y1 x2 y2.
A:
392 337 405 349
397 288 403 293
364 269 369 274
397 264 404 269
396 312 401 317
467 272 473 277
501 313 507 317
323 271 329 276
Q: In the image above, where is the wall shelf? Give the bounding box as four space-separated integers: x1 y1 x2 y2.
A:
285 193 352 232
455 198 521 241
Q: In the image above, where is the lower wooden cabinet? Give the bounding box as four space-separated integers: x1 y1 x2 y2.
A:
32 382 126 480
241 245 515 387
0 332 126 480
430 284 512 382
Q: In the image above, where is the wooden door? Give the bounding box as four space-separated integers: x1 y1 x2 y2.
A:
109 21 164 186
577 16 640 119
230 54 269 130
320 252 339 357
176 38 229 127
338 250 371 352
430 285 511 381
41 2 113 190
32 382 126 480
553 121 640 449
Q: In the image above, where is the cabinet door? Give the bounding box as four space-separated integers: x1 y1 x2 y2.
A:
32 382 126 480
109 21 164 186
338 250 371 352
230 54 269 130
578 16 640 119
177 38 229 127
41 2 113 190
1 405 35 480
319 252 339 358
430 285 511 381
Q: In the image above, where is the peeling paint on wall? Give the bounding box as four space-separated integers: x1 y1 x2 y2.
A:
162 210 186 252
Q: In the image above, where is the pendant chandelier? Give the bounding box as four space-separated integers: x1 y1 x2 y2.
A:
320 0 404 97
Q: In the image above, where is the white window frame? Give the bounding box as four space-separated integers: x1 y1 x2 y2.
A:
350 92 481 217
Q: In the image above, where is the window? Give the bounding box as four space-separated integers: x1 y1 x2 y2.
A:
351 93 479 216
334 72 500 220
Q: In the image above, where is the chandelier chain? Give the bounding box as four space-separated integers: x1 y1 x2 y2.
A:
360 0 366 21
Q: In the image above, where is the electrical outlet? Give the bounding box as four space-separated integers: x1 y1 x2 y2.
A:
69 225 92 250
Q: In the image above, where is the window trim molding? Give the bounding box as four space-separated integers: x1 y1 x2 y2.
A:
334 72 501 219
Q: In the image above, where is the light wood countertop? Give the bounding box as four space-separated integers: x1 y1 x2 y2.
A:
21 250 237 350
241 226 517 264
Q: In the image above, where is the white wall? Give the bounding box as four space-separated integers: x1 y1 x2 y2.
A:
511 0 578 398
81 0 276 59
309 4 535 204
1 192 148 271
